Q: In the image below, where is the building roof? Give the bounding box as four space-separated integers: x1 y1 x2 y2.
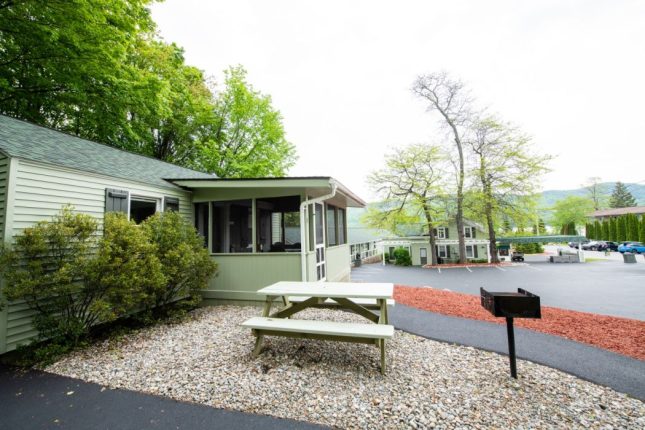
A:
0 115 214 189
590 207 645 217
168 177 367 207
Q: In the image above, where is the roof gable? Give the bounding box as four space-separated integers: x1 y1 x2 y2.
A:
0 115 214 189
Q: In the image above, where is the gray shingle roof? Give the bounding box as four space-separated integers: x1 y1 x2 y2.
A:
0 115 214 189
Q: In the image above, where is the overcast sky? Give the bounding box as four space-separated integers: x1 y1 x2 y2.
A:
151 0 645 201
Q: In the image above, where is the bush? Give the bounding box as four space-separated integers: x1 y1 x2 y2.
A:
392 247 411 266
0 207 99 345
513 242 544 254
141 211 217 308
0 208 215 350
383 252 390 263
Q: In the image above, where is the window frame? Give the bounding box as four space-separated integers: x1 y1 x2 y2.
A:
464 226 474 239
466 245 475 258
437 245 448 258
437 227 447 239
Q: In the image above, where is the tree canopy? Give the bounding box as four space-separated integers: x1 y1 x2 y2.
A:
609 182 637 208
551 196 594 232
0 1 296 177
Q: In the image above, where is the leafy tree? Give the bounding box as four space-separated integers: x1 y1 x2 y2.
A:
585 223 592 239
194 66 297 177
582 177 607 210
366 144 449 265
640 216 645 243
593 220 602 240
616 215 627 242
560 222 577 235
413 72 473 263
141 211 217 308
627 213 640 241
601 220 610 241
0 0 156 146
609 182 637 208
465 117 550 263
551 196 594 235
609 218 617 242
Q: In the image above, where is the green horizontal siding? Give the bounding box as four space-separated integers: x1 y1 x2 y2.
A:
326 244 351 281
205 253 302 301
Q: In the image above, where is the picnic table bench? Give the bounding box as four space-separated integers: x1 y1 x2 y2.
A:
241 281 395 374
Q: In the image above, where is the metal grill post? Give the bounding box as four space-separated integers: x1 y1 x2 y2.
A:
506 317 517 378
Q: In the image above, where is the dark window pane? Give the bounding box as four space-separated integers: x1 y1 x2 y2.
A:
194 203 209 248
130 198 156 224
326 206 337 246
164 197 179 212
315 204 324 245
212 200 253 253
256 196 301 252
338 208 346 245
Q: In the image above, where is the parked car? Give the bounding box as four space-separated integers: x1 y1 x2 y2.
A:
598 241 618 252
581 241 602 251
618 242 645 254
568 239 589 249
511 251 524 262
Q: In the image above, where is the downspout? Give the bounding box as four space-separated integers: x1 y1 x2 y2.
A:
299 181 338 281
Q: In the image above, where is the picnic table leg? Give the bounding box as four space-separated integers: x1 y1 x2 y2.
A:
254 296 275 357
378 298 388 374
380 339 386 375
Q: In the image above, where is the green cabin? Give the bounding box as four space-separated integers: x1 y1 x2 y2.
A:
0 115 365 354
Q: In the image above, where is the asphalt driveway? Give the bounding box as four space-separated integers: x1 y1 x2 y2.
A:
351 256 645 320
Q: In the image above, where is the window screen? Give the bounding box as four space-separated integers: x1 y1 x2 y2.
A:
256 196 301 252
194 203 209 247
130 197 156 223
212 200 252 253
326 205 337 246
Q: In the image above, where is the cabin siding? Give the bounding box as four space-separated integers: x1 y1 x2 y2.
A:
326 244 351 281
0 158 194 354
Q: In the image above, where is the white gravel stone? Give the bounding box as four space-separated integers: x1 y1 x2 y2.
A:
46 306 644 429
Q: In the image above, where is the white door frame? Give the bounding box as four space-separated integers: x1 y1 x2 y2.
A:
313 203 326 281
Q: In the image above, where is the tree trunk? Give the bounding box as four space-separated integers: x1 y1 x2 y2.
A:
423 206 438 265
455 141 466 263
487 210 498 263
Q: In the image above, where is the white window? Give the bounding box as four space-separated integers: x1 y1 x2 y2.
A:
464 226 474 238
129 196 159 224
437 227 447 239
466 245 475 258
438 245 448 258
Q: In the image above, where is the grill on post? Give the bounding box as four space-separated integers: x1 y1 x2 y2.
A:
480 287 541 378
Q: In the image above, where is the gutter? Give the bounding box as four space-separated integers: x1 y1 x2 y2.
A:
299 180 338 282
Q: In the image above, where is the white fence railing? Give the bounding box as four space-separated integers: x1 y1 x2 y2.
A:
349 240 381 261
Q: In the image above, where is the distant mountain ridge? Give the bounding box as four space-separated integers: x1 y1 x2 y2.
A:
539 182 645 209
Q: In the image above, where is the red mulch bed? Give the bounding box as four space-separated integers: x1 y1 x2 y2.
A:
394 285 645 361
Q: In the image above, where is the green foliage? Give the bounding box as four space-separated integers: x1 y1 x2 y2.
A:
627 213 640 241
513 242 544 254
86 213 165 318
0 207 214 350
383 252 390 263
640 216 645 243
585 223 592 239
601 220 610 241
551 196 594 233
392 247 412 266
141 211 217 307
616 216 627 242
0 4 296 177
0 207 98 344
609 182 637 208
609 218 617 242
593 221 602 240
193 66 297 177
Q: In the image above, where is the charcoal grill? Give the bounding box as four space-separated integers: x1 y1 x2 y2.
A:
480 287 541 378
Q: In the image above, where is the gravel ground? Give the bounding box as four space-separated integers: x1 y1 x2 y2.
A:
47 306 644 429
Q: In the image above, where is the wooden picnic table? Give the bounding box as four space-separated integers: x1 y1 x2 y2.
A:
242 281 395 374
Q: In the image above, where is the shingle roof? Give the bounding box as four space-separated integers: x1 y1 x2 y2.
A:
0 115 214 189
591 207 645 217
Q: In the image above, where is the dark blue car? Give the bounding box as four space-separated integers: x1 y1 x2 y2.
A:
618 242 645 253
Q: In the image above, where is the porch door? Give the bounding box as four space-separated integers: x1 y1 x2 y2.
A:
420 247 427 265
314 203 326 281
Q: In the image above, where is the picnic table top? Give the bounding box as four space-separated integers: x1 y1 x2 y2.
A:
258 281 394 300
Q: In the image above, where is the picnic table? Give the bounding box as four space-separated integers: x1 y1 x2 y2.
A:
241 281 395 374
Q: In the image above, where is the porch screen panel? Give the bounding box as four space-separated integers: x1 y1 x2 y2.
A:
256 196 301 252
315 204 324 245
194 203 209 248
338 208 346 244
212 200 252 253
326 205 337 246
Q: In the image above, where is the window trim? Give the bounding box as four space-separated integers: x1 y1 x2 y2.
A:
466 245 475 258
464 226 474 239
437 227 447 239
437 244 448 258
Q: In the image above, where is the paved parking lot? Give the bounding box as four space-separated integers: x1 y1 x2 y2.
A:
351 254 645 320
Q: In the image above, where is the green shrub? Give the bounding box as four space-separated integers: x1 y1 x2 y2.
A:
141 211 217 308
383 252 390 263
392 247 411 266
86 212 165 318
0 207 99 345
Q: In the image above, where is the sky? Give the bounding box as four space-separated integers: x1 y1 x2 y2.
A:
151 0 645 202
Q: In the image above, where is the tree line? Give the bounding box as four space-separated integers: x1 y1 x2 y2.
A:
585 214 645 243
0 0 296 177
365 72 551 264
